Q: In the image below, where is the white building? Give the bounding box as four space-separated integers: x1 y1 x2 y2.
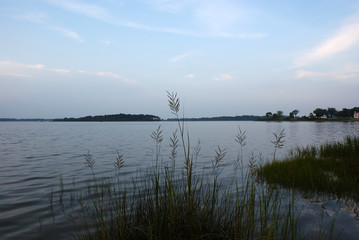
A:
354 111 359 119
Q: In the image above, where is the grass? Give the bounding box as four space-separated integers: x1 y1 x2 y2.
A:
257 136 359 201
51 92 342 240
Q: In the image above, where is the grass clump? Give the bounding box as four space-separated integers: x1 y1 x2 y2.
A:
258 136 359 201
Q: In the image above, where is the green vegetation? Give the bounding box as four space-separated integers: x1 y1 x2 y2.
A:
52 92 342 240
258 136 359 201
263 107 359 121
53 113 161 122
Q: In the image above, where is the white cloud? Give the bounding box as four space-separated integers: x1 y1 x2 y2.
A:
16 11 47 23
78 70 139 84
148 0 188 13
295 64 359 82
53 26 84 43
102 40 112 45
186 73 195 78
195 1 241 33
49 0 262 39
96 72 121 78
49 0 112 22
213 73 234 81
294 21 359 67
171 52 191 62
0 61 44 78
0 61 137 84
52 68 71 73
295 70 330 79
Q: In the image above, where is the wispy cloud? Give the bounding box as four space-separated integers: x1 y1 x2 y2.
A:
295 70 329 79
294 21 359 67
0 61 138 84
52 68 71 73
171 52 191 62
49 0 262 39
195 1 240 33
148 0 188 13
295 64 359 82
48 0 112 22
102 40 112 45
77 70 139 85
193 0 264 39
213 73 235 81
0 61 45 78
16 11 47 23
186 73 195 78
52 26 84 43
0 61 45 70
49 0 200 37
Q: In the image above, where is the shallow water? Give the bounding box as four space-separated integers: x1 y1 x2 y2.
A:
0 121 359 239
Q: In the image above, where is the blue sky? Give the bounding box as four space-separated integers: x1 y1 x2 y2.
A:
0 0 358 119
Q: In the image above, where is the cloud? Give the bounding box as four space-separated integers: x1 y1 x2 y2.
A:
49 0 200 37
195 1 241 32
49 0 262 39
52 68 71 73
295 64 359 82
53 26 84 43
186 73 195 78
0 61 45 78
213 74 235 81
48 0 112 22
193 1 264 39
0 61 137 84
147 0 188 13
295 70 329 79
16 11 47 23
102 40 112 45
78 70 139 85
171 52 191 62
294 21 359 67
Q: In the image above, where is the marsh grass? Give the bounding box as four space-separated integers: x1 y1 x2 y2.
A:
258 136 359 201
51 92 341 240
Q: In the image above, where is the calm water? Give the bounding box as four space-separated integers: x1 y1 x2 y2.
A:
1 121 359 239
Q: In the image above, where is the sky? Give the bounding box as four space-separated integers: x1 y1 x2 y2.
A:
0 0 358 119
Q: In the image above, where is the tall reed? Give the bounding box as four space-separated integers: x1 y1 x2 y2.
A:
51 92 340 240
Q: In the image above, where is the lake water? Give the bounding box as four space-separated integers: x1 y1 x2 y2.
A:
1 121 359 239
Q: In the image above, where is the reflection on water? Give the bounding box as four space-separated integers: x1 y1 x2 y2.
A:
0 121 359 239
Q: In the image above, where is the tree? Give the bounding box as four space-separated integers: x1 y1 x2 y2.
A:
327 107 336 118
336 107 359 118
277 111 283 118
292 109 299 117
265 112 272 118
313 108 327 118
289 109 299 119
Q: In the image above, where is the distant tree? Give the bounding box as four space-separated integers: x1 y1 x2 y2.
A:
289 112 294 118
272 113 279 120
292 109 299 117
327 107 337 118
277 111 283 118
335 107 359 118
266 112 272 118
313 108 327 118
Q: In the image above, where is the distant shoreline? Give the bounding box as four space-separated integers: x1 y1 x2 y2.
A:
1 116 358 122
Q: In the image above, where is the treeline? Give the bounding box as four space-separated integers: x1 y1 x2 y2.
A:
0 118 51 122
311 107 359 118
53 114 161 122
167 115 261 121
263 107 359 120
